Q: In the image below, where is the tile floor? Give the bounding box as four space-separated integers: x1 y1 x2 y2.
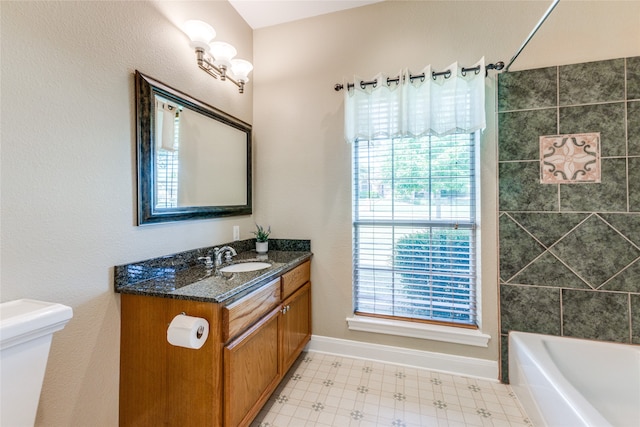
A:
252 351 532 427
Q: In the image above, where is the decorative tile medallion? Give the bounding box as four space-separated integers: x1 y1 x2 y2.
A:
433 400 448 409
540 133 601 184
350 410 364 420
393 392 407 401
477 408 492 418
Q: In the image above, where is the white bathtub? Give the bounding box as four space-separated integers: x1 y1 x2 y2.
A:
509 332 640 427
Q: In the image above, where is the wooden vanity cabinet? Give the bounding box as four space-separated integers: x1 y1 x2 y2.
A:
119 260 311 427
223 261 312 427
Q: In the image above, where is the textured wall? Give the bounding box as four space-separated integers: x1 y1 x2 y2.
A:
253 0 640 372
1 1 253 424
2 4 640 425
498 56 640 381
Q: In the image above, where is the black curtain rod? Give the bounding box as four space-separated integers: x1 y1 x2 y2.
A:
334 61 504 91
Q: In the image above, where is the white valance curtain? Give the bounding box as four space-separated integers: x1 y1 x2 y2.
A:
344 57 486 142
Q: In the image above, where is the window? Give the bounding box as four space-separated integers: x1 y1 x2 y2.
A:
344 60 486 332
156 149 179 208
155 98 180 208
352 132 478 327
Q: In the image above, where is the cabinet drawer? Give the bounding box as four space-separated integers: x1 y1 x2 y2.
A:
223 278 280 342
281 261 310 299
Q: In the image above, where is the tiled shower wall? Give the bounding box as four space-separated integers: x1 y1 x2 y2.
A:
497 56 640 382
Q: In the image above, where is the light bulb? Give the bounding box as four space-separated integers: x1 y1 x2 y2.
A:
209 41 237 71
230 59 253 83
183 20 216 50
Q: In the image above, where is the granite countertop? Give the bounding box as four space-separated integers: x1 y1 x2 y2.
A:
114 239 311 304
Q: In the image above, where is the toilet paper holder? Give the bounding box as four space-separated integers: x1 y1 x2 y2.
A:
167 312 209 350
176 312 204 338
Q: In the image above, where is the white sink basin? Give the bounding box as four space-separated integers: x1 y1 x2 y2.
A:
219 262 271 273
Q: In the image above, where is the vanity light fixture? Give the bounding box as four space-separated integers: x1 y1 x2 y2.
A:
182 20 253 94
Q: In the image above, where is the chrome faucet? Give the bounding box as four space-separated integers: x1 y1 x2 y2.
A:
198 256 214 270
213 246 237 267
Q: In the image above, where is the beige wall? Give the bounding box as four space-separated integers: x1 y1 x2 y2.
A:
1 1 253 425
252 0 640 363
2 0 639 424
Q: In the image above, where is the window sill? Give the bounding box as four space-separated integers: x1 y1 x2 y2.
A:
346 315 491 347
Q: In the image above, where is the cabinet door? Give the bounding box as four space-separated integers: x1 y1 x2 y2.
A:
224 307 280 427
280 281 311 373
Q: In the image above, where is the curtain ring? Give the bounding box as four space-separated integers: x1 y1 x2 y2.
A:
360 81 366 89
386 76 401 86
461 66 482 77
410 73 426 83
432 70 451 80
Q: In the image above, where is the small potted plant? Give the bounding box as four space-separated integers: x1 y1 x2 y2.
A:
252 224 271 254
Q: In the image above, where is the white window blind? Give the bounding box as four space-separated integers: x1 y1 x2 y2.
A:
353 133 477 326
155 149 179 208
155 100 180 209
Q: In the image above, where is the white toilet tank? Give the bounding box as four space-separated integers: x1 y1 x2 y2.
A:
0 299 73 427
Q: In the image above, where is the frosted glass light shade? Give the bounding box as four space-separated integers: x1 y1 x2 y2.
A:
230 59 253 82
183 20 216 50
209 42 237 69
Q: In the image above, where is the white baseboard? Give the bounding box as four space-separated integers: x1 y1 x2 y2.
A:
306 335 499 382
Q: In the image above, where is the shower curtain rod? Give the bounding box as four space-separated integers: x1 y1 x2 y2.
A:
334 0 559 91
504 0 560 72
334 62 504 91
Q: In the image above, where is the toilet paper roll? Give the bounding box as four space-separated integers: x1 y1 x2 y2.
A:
167 314 209 349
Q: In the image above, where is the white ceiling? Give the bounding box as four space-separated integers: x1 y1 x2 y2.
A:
228 0 383 29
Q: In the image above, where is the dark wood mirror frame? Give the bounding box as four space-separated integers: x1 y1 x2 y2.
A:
135 71 252 225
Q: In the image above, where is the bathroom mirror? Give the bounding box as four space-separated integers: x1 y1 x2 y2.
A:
135 71 252 224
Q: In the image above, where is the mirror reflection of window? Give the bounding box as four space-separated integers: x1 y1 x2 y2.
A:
136 71 252 224
155 97 180 208
153 94 248 210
